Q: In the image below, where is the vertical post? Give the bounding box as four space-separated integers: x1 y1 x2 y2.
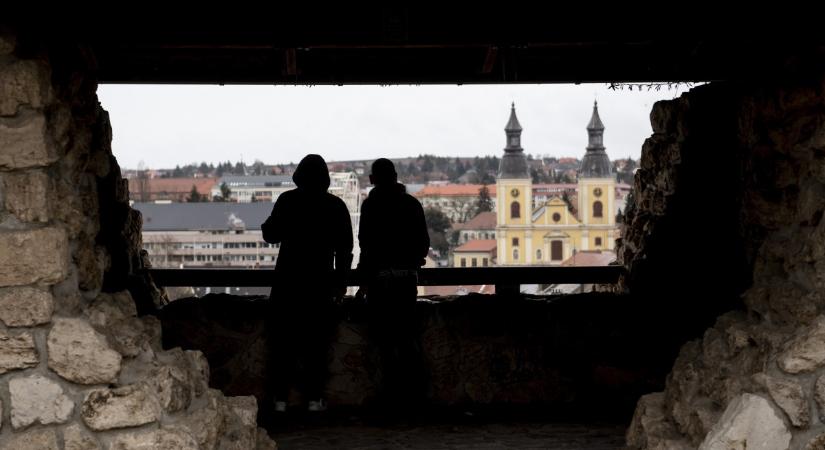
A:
495 283 519 297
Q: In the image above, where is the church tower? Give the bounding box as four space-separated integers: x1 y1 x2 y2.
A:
496 103 533 265
577 101 616 251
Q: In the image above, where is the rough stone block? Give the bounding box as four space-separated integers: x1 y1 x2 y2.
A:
81 384 161 431
0 227 68 287
779 315 825 374
257 428 278 450
0 286 53 326
626 392 693 449
3 169 50 222
63 423 102 450
108 428 198 450
222 396 259 449
0 115 57 170
699 393 791 450
754 373 809 428
9 374 74 429
84 290 137 328
186 349 210 397
181 389 226 449
0 60 53 116
47 317 121 384
4 428 59 450
0 330 38 374
148 364 192 413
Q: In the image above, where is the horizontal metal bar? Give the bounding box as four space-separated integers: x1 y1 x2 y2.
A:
150 266 625 287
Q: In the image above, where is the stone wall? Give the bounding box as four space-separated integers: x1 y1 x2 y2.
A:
0 30 275 448
623 77 825 448
160 292 686 418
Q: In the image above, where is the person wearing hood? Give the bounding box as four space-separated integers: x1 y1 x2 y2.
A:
357 158 429 412
261 154 353 414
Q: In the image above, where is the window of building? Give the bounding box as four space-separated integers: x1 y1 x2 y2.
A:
552 212 561 222
551 240 563 261
472 258 477 267
536 249 542 260
595 237 602 247
461 258 466 267
593 201 603 218
511 201 520 218
512 237 519 247
513 248 519 260
483 257 489 267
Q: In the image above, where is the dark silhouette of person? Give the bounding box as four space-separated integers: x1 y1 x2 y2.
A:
261 154 353 414
357 158 429 411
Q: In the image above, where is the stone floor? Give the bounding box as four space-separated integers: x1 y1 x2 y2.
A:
267 418 627 449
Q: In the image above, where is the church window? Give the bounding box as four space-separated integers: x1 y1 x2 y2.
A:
595 237 602 247
593 201 603 218
511 201 521 218
552 212 561 222
513 248 519 260
536 249 542 260
512 237 519 247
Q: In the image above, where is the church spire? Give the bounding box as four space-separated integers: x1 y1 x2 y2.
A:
498 102 529 178
580 100 612 178
504 102 523 151
586 100 605 150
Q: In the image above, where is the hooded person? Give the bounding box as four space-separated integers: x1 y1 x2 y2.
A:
261 154 353 414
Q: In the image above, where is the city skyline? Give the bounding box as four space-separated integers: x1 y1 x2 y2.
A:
98 83 693 170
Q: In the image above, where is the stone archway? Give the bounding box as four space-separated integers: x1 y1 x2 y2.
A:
0 31 275 448
623 76 825 448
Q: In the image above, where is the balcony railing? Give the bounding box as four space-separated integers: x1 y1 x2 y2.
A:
150 266 625 295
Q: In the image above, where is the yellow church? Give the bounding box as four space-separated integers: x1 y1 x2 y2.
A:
496 102 618 265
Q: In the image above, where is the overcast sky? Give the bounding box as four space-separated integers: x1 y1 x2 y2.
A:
97 83 692 170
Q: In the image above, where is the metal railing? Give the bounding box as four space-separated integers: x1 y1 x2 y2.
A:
150 266 625 295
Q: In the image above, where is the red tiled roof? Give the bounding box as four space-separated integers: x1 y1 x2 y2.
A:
454 239 497 253
128 177 219 195
454 211 496 230
561 250 616 267
415 184 497 197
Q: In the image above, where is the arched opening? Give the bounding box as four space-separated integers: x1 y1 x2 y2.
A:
510 201 521 219
593 201 603 218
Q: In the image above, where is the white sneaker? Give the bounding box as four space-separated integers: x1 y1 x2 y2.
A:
274 401 287 413
307 399 327 412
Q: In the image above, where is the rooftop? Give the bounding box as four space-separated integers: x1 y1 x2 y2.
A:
454 212 496 231
415 184 496 197
561 250 617 267
133 202 274 231
454 239 497 253
128 177 219 195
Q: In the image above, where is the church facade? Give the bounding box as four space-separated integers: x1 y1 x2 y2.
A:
496 102 618 265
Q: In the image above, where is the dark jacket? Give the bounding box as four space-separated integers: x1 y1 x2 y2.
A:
358 183 429 274
262 189 352 278
261 157 353 287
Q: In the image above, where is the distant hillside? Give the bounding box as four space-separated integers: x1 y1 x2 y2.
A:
122 155 638 186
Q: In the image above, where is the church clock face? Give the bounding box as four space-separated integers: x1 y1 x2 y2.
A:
593 188 602 197
510 188 520 197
